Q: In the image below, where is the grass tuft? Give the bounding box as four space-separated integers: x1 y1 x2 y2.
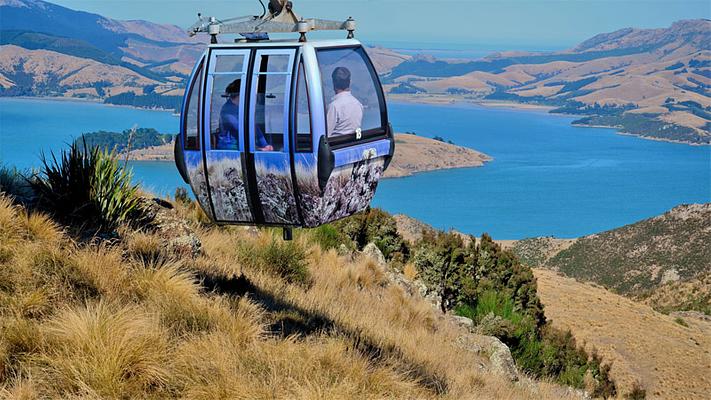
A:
235 234 311 285
39 301 170 398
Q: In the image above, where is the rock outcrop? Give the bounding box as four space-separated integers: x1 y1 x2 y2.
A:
143 198 202 258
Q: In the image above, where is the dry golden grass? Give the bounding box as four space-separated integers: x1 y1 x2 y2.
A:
0 195 580 399
535 268 711 399
38 302 171 398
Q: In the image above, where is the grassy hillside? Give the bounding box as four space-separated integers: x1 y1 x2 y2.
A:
512 204 711 317
0 143 622 398
0 200 596 398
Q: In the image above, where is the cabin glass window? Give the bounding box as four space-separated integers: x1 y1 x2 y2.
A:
295 61 312 153
210 55 246 150
184 60 203 150
316 46 386 142
253 54 291 152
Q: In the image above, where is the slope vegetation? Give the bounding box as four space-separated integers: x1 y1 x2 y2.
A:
0 198 584 398
547 204 711 296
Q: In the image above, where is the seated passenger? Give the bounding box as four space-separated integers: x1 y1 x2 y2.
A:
220 80 273 151
326 67 364 137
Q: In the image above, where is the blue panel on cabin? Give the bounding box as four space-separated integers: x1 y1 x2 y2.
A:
332 139 391 167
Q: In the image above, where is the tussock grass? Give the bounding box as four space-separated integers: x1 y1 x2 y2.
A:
172 333 427 400
124 230 167 265
38 301 171 398
19 211 63 244
0 194 581 399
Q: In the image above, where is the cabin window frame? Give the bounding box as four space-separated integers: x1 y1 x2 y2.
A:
206 51 251 152
183 57 205 151
315 45 389 148
294 59 313 153
249 49 296 154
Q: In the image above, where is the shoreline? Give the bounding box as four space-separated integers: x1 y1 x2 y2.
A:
4 95 706 146
387 93 707 147
127 157 492 179
571 123 710 147
1 95 180 115
126 134 493 179
386 93 556 113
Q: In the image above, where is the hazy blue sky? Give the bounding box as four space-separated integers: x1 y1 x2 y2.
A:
50 0 709 49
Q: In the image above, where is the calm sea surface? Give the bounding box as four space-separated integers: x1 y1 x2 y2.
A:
1 98 709 239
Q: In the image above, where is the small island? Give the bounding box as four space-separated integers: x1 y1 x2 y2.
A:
79 129 492 177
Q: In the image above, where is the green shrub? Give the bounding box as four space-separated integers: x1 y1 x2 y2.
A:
413 231 476 312
260 240 309 285
333 208 408 262
461 291 616 394
30 139 144 232
174 187 191 206
237 237 310 285
309 224 353 251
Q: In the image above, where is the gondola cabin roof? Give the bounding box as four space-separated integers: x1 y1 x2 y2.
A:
205 38 363 48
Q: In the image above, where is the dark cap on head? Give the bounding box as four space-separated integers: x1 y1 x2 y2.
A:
332 67 351 92
224 79 241 98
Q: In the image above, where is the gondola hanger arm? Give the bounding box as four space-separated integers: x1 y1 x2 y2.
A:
187 0 355 41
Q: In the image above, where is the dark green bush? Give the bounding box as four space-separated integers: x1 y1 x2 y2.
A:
30 139 144 232
333 208 408 262
414 231 476 312
174 187 191 206
455 288 615 393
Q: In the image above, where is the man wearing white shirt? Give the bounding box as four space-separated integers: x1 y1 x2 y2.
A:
326 67 364 138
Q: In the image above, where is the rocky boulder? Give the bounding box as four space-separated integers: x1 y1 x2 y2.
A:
143 198 202 258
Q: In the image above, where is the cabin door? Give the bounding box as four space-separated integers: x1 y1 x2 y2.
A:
204 49 254 223
246 48 300 225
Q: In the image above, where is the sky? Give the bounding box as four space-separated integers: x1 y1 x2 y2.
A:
49 0 710 50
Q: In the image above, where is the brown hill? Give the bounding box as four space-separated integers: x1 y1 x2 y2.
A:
0 45 164 97
384 134 491 178
535 268 711 399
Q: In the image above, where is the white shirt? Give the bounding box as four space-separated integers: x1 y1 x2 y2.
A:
326 91 364 137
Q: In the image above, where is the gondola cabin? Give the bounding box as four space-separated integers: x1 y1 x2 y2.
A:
174 39 394 230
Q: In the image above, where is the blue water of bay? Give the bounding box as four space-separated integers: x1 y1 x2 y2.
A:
1 97 709 239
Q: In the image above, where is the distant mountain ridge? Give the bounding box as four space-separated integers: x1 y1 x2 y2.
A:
0 0 202 100
0 1 708 143
384 19 711 144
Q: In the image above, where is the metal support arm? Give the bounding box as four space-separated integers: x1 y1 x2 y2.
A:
187 0 355 41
